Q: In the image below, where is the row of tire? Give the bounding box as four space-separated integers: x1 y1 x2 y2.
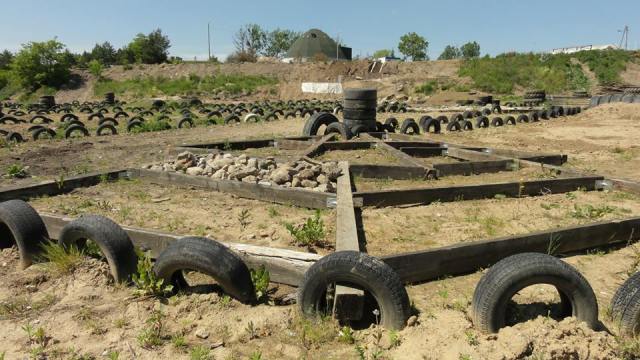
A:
302 106 583 138
1 199 639 335
589 93 640 107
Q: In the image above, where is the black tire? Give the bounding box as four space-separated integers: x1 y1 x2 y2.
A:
60 113 79 122
421 118 441 134
504 116 516 125
88 113 104 121
517 114 529 123
178 118 194 129
446 121 462 132
343 109 377 120
350 124 369 137
0 200 49 269
529 112 540 122
611 272 640 336
224 114 241 124
302 112 339 136
462 111 473 119
436 115 449 124
384 117 399 129
324 122 353 140
418 115 432 129
127 120 143 132
343 99 377 110
153 236 255 303
5 132 24 143
475 116 489 128
32 127 56 140
58 215 138 283
491 117 504 127
399 119 420 135
96 124 117 136
460 120 473 131
472 252 598 333
343 88 377 100
450 113 463 122
298 251 410 330
64 124 89 138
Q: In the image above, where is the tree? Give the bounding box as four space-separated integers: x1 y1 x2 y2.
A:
438 45 461 60
91 42 117 65
461 41 480 59
233 24 266 56
263 29 300 58
0 50 14 70
126 29 171 64
11 39 72 89
88 59 103 78
398 32 428 61
373 49 393 58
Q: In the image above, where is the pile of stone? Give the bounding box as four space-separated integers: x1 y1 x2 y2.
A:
147 151 341 193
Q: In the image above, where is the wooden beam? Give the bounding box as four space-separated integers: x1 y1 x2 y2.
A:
399 147 446 157
40 213 320 286
334 162 365 320
381 217 640 283
360 134 437 179
275 139 314 150
0 169 128 202
180 138 274 150
433 160 515 176
300 133 336 158
445 147 506 162
355 176 603 207
323 141 374 151
350 164 426 180
131 169 333 209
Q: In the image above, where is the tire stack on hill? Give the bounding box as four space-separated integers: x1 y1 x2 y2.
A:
104 92 115 105
39 96 55 109
523 90 545 106
343 88 377 134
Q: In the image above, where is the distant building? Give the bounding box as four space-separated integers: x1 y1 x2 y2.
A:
283 29 352 62
551 44 619 54
375 55 402 63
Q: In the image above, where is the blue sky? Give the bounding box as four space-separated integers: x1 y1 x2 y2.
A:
0 0 638 60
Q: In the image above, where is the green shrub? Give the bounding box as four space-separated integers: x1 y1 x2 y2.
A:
415 80 438 95
94 73 277 98
38 240 84 275
6 163 27 178
285 210 326 248
250 265 270 301
88 60 104 78
132 251 173 297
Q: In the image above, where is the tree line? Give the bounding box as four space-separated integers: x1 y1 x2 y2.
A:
374 33 480 61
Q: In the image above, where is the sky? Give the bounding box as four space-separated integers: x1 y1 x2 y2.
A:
0 0 638 60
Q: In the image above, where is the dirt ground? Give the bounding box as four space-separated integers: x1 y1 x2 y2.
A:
2 103 640 358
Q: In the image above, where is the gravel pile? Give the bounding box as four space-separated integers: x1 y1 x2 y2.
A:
147 151 341 193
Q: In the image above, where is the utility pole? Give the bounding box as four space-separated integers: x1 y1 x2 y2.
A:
208 21 213 60
619 25 629 50
335 34 340 60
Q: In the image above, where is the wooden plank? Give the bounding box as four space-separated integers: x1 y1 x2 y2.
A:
433 160 514 176
360 134 438 179
275 139 314 150
610 177 640 195
399 147 446 157
40 213 320 286
300 133 336 158
381 217 640 283
445 147 506 162
180 138 274 150
0 169 128 202
355 176 603 207
323 141 374 151
334 162 365 320
386 142 445 149
131 169 332 209
350 164 426 180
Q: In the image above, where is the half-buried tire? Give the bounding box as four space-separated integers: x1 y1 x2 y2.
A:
324 122 352 140
153 236 255 303
0 200 49 269
298 251 411 330
472 252 598 333
302 112 339 136
58 215 138 283
610 272 640 336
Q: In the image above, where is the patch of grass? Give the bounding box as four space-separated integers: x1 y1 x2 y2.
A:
292 316 338 350
38 240 84 276
171 334 188 351
137 310 166 349
129 117 172 134
285 210 326 248
250 265 270 302
337 326 355 344
0 294 57 319
5 163 27 178
190 345 213 360
132 251 173 297
570 203 617 219
415 80 438 95
94 73 278 98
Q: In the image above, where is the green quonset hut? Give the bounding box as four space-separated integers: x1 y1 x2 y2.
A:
285 29 352 61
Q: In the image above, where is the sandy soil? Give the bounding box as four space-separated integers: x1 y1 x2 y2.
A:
362 189 640 256
27 179 336 254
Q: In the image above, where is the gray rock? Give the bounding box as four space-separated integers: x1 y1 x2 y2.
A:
186 167 204 176
316 174 328 184
270 168 291 185
247 158 258 169
297 169 315 180
177 151 195 162
322 163 342 181
301 179 318 188
195 329 210 339
229 168 259 180
291 177 301 188
241 175 257 183
211 169 226 179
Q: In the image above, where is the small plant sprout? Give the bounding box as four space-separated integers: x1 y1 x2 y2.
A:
250 265 270 302
238 209 251 229
132 251 174 297
6 163 27 178
285 210 326 248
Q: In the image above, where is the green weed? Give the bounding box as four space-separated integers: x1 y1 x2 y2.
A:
132 251 173 297
285 210 326 248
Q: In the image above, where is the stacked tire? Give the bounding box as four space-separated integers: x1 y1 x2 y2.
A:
39 96 55 109
523 90 545 106
343 88 377 134
104 92 116 105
